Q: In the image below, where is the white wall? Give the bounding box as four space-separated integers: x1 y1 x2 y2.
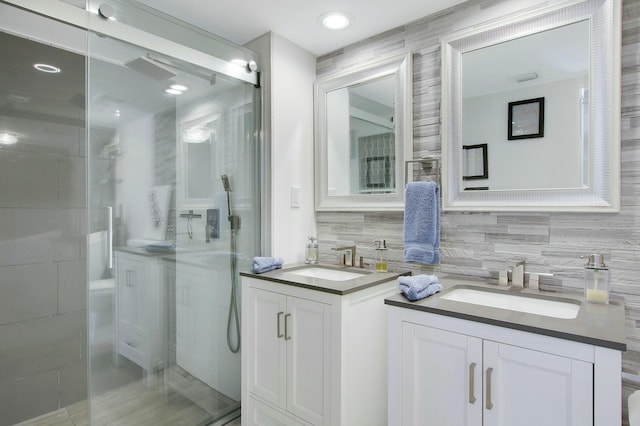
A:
247 32 316 263
116 114 155 241
462 76 586 190
327 89 351 195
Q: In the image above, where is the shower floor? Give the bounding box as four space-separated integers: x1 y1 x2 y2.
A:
15 386 240 426
15 401 241 426
15 354 239 426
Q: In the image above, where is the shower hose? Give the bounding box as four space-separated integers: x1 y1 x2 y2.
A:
227 228 240 353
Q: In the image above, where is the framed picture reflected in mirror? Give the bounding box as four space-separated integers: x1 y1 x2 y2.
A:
365 156 391 188
508 97 545 140
462 143 488 180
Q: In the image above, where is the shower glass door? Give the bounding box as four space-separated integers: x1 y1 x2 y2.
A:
87 13 260 425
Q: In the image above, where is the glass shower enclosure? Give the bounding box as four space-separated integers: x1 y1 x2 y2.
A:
0 1 260 424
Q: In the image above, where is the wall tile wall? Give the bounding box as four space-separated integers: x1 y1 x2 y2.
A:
316 0 640 422
0 50 91 421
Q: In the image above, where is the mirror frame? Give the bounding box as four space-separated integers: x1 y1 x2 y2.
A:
441 0 620 212
314 52 413 211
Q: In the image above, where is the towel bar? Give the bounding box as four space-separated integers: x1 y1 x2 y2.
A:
405 157 440 186
623 369 640 385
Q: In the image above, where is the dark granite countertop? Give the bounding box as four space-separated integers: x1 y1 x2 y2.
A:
240 263 411 295
385 275 626 351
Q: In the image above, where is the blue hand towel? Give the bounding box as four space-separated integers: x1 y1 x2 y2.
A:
403 181 440 264
399 275 442 301
144 242 176 253
252 256 284 274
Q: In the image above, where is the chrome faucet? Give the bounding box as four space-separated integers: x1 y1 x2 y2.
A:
511 260 526 288
332 245 356 267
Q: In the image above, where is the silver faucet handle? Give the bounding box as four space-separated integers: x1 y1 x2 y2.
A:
510 261 526 288
498 270 509 286
524 272 553 291
332 245 356 266
528 273 540 290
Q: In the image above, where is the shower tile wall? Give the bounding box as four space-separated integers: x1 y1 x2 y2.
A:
0 151 88 425
316 0 640 423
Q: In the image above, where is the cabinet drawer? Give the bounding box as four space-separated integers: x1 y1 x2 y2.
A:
118 327 146 367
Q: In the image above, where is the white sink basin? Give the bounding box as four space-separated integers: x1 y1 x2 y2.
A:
288 267 367 282
440 287 580 319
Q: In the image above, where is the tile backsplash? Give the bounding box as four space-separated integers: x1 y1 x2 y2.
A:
316 0 640 422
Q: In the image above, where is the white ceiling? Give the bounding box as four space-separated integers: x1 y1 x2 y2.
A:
136 0 466 56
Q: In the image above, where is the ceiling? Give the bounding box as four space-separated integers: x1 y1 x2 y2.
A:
135 0 466 56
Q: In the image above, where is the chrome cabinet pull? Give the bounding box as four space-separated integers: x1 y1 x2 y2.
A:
284 313 292 340
486 367 494 410
277 311 284 338
469 362 477 404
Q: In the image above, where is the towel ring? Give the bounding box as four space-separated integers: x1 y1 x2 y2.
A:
405 157 440 186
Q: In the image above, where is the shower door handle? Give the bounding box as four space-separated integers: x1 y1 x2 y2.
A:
107 206 113 270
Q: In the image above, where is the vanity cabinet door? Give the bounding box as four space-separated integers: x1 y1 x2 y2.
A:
483 341 592 426
245 285 331 425
392 318 594 426
114 251 167 380
286 296 331 425
246 287 287 408
400 322 482 426
117 255 146 336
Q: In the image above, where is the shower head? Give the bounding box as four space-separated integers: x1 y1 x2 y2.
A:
221 175 231 192
124 56 176 80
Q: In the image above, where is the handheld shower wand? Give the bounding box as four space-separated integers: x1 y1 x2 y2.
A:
221 174 240 231
221 175 240 353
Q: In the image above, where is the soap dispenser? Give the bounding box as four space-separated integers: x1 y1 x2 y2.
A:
305 236 318 264
582 253 610 304
374 239 388 272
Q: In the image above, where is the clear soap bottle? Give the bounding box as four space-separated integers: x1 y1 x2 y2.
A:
305 236 318 264
374 239 388 272
583 253 609 304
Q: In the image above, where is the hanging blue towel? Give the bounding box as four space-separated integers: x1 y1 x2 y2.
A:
252 256 284 274
403 181 440 264
399 275 442 301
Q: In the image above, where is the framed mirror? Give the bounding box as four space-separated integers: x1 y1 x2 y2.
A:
178 112 221 208
314 52 412 211
441 0 620 212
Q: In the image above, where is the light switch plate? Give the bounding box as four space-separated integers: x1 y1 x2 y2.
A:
291 186 300 208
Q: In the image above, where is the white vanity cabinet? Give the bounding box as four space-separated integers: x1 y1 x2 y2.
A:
388 306 621 426
114 250 167 378
245 286 330 425
242 274 399 426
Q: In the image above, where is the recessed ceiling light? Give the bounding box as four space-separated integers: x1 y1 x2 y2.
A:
34 63 61 73
165 88 183 95
170 84 188 91
319 11 353 30
0 133 18 145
